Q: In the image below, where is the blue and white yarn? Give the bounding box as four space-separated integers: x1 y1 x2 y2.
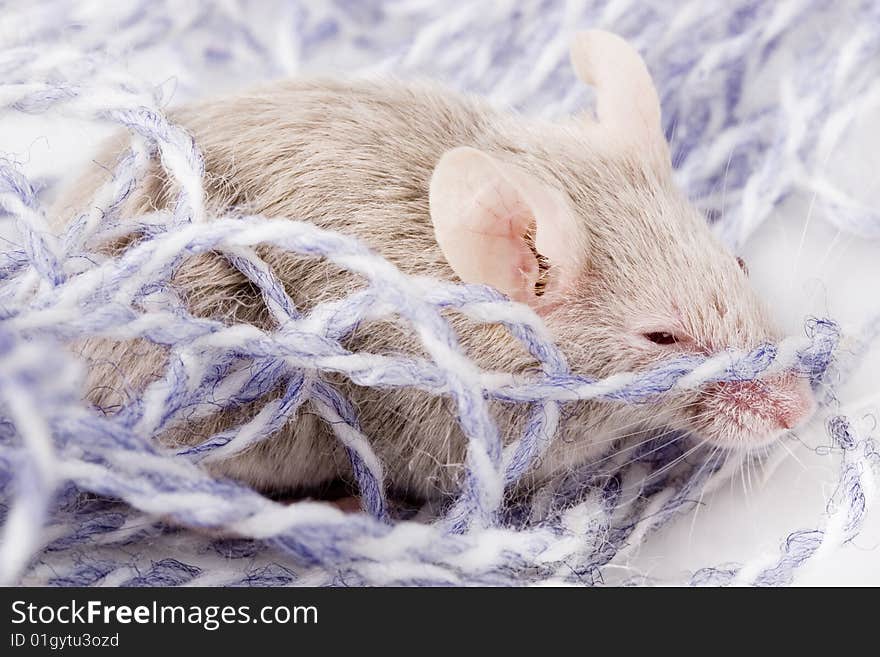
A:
0 0 878 586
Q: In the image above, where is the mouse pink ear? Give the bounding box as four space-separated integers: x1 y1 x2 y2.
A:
570 30 668 161
429 147 580 306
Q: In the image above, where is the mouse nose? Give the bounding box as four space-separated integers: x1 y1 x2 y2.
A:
773 377 816 430
716 374 816 430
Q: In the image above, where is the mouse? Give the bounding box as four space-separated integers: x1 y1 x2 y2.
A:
51 30 816 504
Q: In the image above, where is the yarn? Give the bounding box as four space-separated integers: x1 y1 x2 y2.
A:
0 0 878 586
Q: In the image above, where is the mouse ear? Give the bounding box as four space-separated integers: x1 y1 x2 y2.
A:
570 30 668 161
429 147 580 306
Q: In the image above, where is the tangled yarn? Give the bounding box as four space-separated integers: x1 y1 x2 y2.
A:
0 0 878 586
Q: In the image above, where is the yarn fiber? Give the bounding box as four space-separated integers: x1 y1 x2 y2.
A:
0 0 878 586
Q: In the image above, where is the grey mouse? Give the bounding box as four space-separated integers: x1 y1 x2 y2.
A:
52 30 814 503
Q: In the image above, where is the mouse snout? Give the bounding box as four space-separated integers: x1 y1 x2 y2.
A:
773 377 817 430
715 375 815 430
694 373 816 448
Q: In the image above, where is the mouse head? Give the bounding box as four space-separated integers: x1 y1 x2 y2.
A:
429 30 815 451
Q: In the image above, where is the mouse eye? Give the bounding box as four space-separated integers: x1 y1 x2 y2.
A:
642 331 680 346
